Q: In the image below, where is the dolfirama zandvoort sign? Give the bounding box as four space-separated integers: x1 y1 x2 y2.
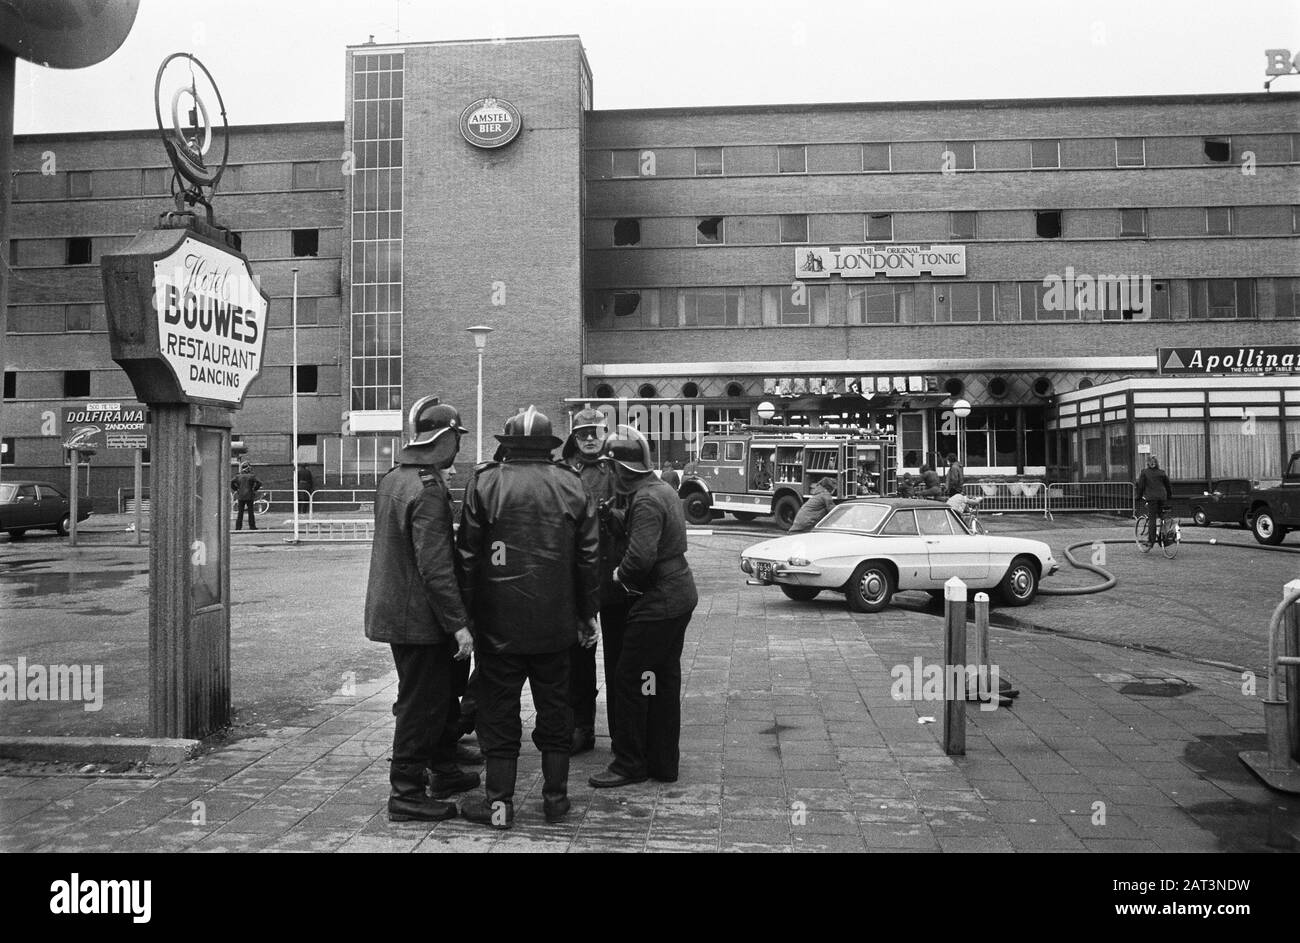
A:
153 235 267 404
1159 345 1300 376
797 245 966 279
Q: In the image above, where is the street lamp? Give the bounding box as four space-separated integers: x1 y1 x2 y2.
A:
952 398 971 468
756 401 776 424
467 326 493 463
291 267 300 542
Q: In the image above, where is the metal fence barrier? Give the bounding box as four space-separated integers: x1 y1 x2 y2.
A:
306 489 377 515
296 518 375 541
963 481 1050 517
1045 481 1136 518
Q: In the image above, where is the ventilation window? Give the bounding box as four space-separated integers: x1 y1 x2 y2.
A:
638 383 657 399
988 376 1008 398
595 383 615 399
613 218 641 246
1032 377 1053 397
295 365 318 393
64 370 90 397
682 382 700 398
725 381 745 398
1077 378 1095 390
944 377 965 397
66 237 92 265
292 228 319 257
1203 137 1231 162
696 217 723 245
1035 211 1062 239
613 292 641 317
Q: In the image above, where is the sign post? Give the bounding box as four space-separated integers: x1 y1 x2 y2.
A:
61 401 150 544
99 55 266 740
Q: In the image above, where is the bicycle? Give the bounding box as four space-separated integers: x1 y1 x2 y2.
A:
1134 500 1180 559
231 492 271 517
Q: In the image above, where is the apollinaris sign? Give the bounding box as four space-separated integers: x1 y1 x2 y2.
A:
797 245 967 279
1159 345 1300 376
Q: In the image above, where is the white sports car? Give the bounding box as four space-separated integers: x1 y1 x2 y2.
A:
740 497 1059 612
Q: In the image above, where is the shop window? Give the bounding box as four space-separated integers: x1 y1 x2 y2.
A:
1115 137 1145 167
1035 210 1062 238
295 365 318 394
696 217 724 245
1 437 13 465
862 143 891 171
1030 140 1060 169
3 371 15 400
613 218 641 246
1119 209 1147 237
66 237 92 265
779 214 808 244
867 213 893 241
1203 136 1231 162
694 147 723 176
611 150 640 177
64 370 90 397
1205 207 1232 235
292 228 320 257
949 211 976 240
944 141 975 170
778 145 806 174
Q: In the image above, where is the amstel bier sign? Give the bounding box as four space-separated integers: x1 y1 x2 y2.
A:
460 97 522 149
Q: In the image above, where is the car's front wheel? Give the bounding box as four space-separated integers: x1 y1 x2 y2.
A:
56 513 71 537
998 556 1039 606
845 561 894 613
779 585 821 602
682 493 713 526
1252 508 1287 546
1192 506 1209 527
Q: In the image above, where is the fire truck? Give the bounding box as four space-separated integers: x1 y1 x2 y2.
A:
678 426 896 529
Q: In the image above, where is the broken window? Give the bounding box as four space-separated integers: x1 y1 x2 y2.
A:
295 365 318 393
292 228 320 257
613 291 641 317
65 237 92 265
613 218 641 246
697 217 724 244
1035 210 1062 239
1203 137 1231 162
64 370 90 397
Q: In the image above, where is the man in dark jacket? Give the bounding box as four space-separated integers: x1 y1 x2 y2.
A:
1135 454 1173 548
364 396 477 822
230 462 261 530
457 406 601 828
945 453 964 497
917 464 944 499
789 476 836 533
561 405 629 756
590 425 699 789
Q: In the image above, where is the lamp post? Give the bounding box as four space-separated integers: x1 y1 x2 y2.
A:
291 267 300 542
952 398 972 468
467 326 493 463
756 401 776 425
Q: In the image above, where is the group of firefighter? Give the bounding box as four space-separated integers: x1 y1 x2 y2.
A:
363 397 697 827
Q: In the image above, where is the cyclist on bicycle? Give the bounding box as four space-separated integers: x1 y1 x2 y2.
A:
1134 454 1171 549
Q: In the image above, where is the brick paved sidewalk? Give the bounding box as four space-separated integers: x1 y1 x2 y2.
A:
1 537 1295 853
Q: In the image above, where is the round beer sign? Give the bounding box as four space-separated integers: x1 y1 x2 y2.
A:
459 97 522 149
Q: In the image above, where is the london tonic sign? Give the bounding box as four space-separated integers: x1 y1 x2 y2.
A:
796 245 967 279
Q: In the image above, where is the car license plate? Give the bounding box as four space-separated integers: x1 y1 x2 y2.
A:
755 561 773 582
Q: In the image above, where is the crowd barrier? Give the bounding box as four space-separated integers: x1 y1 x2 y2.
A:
962 480 1136 519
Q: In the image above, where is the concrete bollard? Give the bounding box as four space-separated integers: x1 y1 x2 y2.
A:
943 576 966 756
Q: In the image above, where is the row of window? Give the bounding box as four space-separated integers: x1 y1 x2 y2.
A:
14 161 338 202
2 366 325 400
9 229 323 267
602 206 1299 247
587 278 1299 328
595 134 1300 178
6 296 334 335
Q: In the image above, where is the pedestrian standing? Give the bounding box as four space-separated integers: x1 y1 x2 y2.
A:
659 462 681 492
590 425 698 789
457 407 601 828
230 461 262 531
296 464 314 515
561 405 630 756
945 452 964 497
364 395 478 822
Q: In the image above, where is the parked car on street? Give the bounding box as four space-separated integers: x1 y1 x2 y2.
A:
1246 451 1300 545
0 481 93 538
740 497 1058 612
1168 477 1254 529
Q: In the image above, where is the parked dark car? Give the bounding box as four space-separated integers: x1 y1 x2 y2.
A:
1168 477 1254 529
0 480 93 538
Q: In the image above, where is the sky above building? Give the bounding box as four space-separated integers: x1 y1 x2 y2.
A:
13 0 1300 134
